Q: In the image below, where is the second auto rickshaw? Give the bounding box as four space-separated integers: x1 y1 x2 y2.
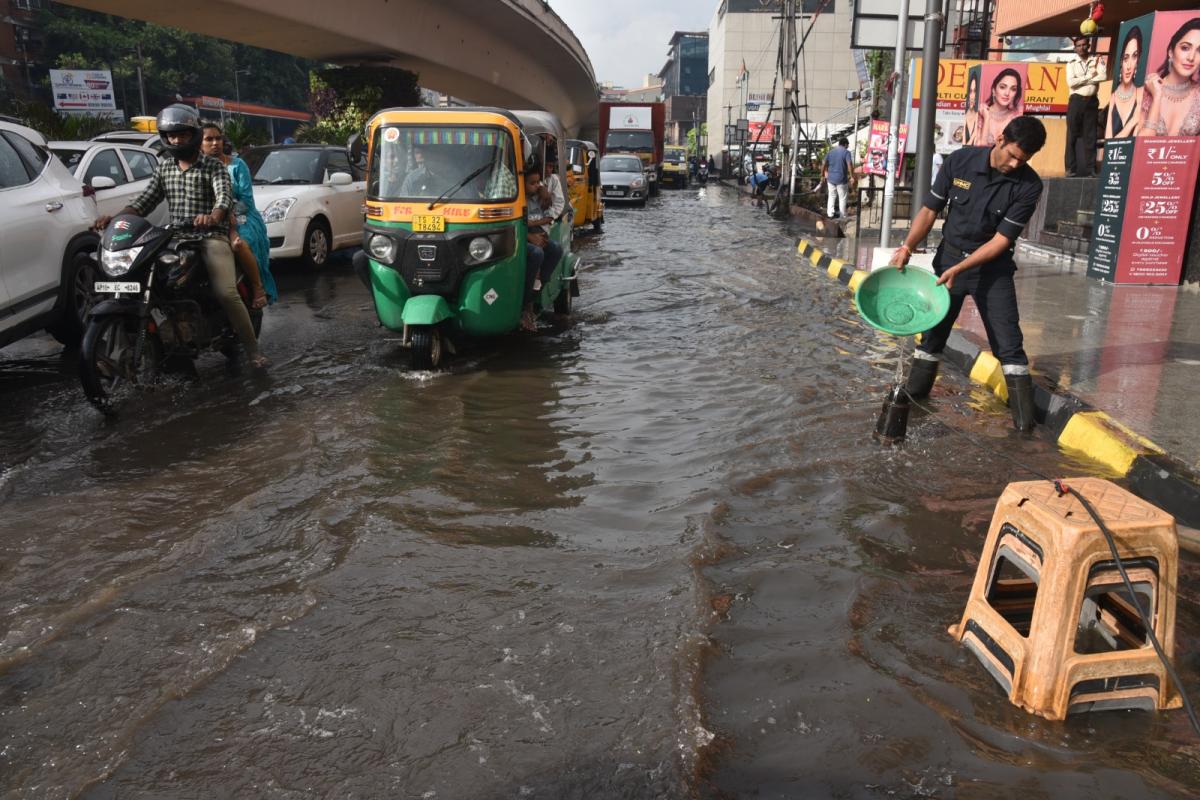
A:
353 107 579 369
567 138 603 233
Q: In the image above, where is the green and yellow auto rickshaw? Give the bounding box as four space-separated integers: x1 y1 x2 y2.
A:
352 107 579 369
566 138 603 233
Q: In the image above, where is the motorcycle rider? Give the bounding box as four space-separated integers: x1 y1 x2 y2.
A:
94 104 266 369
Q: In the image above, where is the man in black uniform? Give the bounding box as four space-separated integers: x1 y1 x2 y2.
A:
890 116 1047 430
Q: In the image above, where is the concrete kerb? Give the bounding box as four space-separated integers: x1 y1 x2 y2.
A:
794 236 1200 531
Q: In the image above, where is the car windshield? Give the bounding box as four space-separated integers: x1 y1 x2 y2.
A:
599 156 641 173
50 148 87 174
605 130 654 152
666 150 686 163
368 125 516 203
243 149 322 185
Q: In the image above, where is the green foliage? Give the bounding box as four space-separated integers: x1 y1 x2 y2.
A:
7 98 118 140
223 116 270 149
299 66 420 144
37 4 314 114
686 123 708 154
865 50 893 116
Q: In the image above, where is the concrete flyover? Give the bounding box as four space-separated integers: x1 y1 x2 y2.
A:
59 0 598 133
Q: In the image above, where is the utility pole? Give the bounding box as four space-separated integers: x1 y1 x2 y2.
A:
135 42 147 118
775 0 799 217
879 2 911 249
912 0 943 226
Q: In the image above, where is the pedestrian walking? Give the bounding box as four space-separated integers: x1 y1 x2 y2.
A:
1065 36 1103 176
890 116 1047 431
822 137 854 219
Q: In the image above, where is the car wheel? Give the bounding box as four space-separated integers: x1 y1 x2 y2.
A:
48 241 98 347
302 218 331 268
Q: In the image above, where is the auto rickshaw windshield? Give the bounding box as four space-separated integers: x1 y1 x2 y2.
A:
368 125 518 203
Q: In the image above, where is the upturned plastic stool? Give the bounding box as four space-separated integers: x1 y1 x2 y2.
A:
949 478 1181 720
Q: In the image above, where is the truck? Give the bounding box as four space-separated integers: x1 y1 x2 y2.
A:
599 101 665 195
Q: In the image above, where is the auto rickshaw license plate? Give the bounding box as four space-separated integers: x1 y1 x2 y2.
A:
412 215 446 232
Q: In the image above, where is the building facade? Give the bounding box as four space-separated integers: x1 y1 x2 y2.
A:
659 31 708 146
0 0 45 96
706 0 864 161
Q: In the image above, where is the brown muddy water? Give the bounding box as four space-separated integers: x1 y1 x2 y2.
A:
1 186 1198 799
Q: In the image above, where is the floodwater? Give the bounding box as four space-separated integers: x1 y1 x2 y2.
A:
1 186 1197 799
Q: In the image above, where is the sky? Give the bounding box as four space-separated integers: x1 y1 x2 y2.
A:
548 0 715 88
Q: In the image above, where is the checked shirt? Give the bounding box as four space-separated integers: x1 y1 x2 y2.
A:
129 153 233 239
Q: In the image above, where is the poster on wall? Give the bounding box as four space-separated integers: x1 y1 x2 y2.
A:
908 58 1069 155
864 120 907 177
1087 11 1200 285
968 62 1027 147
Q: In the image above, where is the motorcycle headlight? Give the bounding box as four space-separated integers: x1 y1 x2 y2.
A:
467 236 493 262
368 233 396 263
100 246 143 277
261 197 296 223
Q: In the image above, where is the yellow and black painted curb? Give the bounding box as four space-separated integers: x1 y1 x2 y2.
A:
796 236 1200 529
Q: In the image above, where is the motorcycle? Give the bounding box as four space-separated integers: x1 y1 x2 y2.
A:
698 163 709 184
79 214 262 411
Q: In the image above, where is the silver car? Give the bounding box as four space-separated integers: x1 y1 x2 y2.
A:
598 154 648 207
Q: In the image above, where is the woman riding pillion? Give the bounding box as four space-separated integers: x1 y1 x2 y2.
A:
93 104 267 368
354 107 579 369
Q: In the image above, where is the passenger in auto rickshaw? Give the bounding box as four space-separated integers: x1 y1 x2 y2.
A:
522 165 563 331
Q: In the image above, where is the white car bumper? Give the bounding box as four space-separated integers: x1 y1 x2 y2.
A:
265 215 312 259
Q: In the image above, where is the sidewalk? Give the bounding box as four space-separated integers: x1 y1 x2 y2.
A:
795 235 1200 530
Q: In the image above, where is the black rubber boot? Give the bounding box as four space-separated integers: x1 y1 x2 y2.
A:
904 358 939 400
1005 373 1036 432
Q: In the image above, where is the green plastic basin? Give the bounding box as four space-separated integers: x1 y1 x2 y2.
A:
854 267 951 336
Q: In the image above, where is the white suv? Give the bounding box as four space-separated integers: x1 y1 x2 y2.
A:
0 121 100 349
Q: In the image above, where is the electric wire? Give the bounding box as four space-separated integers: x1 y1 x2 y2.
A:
900 387 1200 736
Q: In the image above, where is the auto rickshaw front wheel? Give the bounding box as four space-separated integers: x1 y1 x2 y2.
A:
410 326 442 371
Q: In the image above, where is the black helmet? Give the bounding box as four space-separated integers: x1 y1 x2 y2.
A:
156 104 202 159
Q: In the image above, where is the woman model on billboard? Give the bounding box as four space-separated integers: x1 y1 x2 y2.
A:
963 72 980 146
972 68 1023 147
1141 17 1200 136
1107 26 1144 138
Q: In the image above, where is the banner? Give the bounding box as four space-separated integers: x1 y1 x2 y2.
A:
864 120 907 177
911 58 1071 114
49 69 116 112
1087 10 1200 285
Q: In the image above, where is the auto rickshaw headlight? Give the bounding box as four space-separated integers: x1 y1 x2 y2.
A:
368 233 396 263
467 236 493 262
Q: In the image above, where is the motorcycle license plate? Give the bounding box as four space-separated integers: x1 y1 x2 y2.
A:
412 214 445 232
94 282 141 293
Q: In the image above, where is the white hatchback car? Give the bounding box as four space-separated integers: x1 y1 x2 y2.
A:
0 121 100 349
48 141 168 226
239 144 366 267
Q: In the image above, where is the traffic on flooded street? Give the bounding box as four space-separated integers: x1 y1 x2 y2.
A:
4 185 1197 797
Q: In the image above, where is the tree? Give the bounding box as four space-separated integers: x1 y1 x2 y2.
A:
37 3 314 114
686 123 708 156
295 66 420 144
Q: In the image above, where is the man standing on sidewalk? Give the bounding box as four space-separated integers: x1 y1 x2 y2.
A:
823 137 854 218
889 116 1047 431
1065 37 1103 177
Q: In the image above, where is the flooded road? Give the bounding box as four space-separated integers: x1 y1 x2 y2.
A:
2 186 1198 798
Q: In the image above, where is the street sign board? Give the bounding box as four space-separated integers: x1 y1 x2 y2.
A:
851 0 950 52
49 69 116 112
